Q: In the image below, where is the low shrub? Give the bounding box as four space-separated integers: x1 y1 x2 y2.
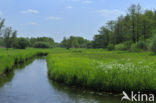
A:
152 37 156 54
33 42 51 48
107 44 114 51
137 41 147 50
115 41 132 51
123 41 133 50
146 38 153 50
17 38 29 49
115 43 125 51
130 43 142 52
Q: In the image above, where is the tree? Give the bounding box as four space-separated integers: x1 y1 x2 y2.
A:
11 30 18 48
61 37 68 49
152 37 156 54
113 16 124 44
93 27 111 48
4 27 12 49
61 36 90 49
17 38 29 49
128 4 137 43
29 37 54 48
91 4 156 51
0 18 5 36
33 42 51 48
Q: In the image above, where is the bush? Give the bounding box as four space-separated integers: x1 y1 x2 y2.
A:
33 42 51 48
146 38 153 50
107 44 114 51
130 43 142 52
137 41 147 50
115 43 126 51
152 37 156 54
115 41 132 51
123 41 133 50
17 38 29 49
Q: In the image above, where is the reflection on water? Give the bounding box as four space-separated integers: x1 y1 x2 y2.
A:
0 58 140 103
0 71 14 88
50 81 124 103
0 58 34 88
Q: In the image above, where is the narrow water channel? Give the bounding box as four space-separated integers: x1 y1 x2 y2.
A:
0 58 124 103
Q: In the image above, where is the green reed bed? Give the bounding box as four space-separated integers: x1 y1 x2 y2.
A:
47 51 156 92
0 48 48 76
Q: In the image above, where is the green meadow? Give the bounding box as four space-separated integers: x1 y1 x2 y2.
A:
47 49 156 92
1 48 156 92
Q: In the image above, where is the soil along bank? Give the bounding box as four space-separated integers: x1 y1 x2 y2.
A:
47 53 156 92
0 48 48 77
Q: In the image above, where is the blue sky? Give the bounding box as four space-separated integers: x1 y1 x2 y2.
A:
0 0 156 42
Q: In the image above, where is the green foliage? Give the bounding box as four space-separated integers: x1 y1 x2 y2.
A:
151 37 156 54
93 27 111 48
130 43 142 52
115 43 126 51
1 48 156 92
47 49 156 92
61 36 90 49
33 42 51 48
0 18 5 35
123 41 133 50
0 48 48 76
107 44 114 51
146 38 153 50
92 4 156 51
30 37 55 48
4 27 12 49
17 38 29 49
113 40 133 51
137 41 147 50
0 37 4 47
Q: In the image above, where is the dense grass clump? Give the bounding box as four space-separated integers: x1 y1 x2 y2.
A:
47 49 156 92
0 48 48 76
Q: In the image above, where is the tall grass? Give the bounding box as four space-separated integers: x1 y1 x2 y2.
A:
0 48 48 76
1 48 156 92
47 50 156 92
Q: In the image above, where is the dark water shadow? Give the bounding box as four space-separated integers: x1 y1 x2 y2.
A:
0 71 14 88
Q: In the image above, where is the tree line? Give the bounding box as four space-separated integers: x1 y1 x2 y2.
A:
61 4 156 53
92 4 156 52
0 18 55 49
60 36 92 49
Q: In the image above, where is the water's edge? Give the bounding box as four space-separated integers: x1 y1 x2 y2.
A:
0 52 48 78
0 58 125 103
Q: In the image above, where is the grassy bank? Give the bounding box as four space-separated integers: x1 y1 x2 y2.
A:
0 48 48 76
1 48 156 92
47 49 156 92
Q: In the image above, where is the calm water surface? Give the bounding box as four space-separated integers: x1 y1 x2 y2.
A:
0 58 126 103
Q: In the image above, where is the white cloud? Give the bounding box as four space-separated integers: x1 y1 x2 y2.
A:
21 22 40 26
96 9 124 17
82 0 92 4
66 6 73 9
21 9 39 14
46 16 62 20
